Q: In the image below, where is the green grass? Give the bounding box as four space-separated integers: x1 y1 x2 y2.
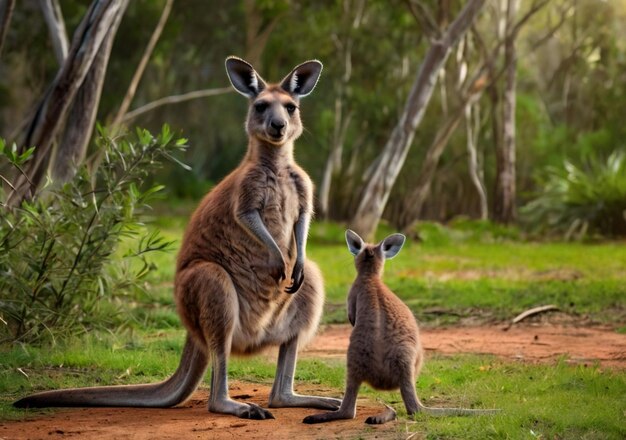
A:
310 223 626 326
120 214 626 328
1 211 625 438
1 331 624 439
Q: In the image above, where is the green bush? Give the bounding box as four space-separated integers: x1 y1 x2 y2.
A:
521 150 626 239
0 126 187 344
409 219 521 247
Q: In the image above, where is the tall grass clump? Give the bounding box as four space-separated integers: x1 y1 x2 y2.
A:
521 150 626 239
0 125 187 344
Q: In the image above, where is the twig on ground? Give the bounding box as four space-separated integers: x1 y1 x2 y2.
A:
503 304 560 330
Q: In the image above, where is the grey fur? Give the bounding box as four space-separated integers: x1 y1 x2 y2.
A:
15 57 340 419
303 230 499 424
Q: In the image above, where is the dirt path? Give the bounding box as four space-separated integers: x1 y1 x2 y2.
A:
2 323 624 440
305 323 626 368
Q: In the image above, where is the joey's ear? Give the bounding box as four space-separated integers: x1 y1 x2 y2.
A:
380 233 406 259
225 56 267 98
280 60 323 98
345 229 364 256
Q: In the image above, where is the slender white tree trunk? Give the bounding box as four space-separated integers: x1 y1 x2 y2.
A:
317 0 364 219
494 0 518 224
39 0 69 65
465 103 488 220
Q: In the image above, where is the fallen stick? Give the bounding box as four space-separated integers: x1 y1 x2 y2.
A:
503 304 559 330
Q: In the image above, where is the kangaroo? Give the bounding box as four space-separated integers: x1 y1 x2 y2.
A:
14 56 340 420
303 230 499 424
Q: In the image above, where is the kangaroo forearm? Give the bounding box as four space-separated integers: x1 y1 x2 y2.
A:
238 210 282 258
294 211 310 262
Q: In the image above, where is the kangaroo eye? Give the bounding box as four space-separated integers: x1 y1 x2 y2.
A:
285 103 297 114
254 102 268 113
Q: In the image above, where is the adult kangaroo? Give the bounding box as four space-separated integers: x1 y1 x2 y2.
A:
304 230 498 424
14 56 340 420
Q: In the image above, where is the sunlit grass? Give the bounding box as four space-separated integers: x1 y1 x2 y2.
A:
2 331 624 439
112 212 626 328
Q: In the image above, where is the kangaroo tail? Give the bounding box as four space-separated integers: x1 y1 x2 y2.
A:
417 401 500 416
14 335 208 408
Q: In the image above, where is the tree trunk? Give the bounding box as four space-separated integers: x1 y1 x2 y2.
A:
318 97 352 218
398 90 482 231
0 0 15 58
350 0 485 240
317 0 364 219
7 0 128 206
493 0 518 224
52 1 126 182
465 102 488 220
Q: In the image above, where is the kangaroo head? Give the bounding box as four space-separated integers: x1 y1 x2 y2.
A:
345 229 406 276
225 56 323 147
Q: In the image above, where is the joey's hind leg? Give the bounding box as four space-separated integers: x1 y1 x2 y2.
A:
268 261 341 410
177 262 273 420
302 375 360 424
399 375 421 417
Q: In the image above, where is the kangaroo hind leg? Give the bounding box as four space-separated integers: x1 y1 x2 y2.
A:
177 261 273 420
269 261 340 410
302 375 360 424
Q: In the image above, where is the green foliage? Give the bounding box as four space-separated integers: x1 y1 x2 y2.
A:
522 150 626 239
0 126 188 344
408 218 521 247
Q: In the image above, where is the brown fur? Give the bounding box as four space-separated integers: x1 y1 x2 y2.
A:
303 230 499 425
15 57 339 420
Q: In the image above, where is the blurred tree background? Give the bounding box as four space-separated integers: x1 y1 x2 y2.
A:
1 0 625 238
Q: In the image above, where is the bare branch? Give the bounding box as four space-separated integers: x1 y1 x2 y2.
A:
404 0 441 39
511 0 550 38
111 0 174 128
120 87 232 123
528 3 573 52
39 0 69 65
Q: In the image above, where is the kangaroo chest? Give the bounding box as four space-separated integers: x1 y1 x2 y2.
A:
260 168 300 249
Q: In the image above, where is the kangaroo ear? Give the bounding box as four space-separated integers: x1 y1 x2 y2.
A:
345 229 364 256
280 60 323 98
225 56 267 98
380 233 406 259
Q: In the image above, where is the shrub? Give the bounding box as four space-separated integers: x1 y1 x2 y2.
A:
0 125 187 344
521 150 626 239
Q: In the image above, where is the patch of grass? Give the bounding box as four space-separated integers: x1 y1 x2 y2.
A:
2 332 624 439
311 236 626 326
406 355 626 440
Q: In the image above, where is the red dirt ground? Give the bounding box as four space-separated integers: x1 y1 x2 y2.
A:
2 322 625 440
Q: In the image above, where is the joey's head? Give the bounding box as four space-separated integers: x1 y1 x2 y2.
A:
345 230 406 277
225 56 323 147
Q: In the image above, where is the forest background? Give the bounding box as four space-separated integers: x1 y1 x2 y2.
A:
2 0 625 241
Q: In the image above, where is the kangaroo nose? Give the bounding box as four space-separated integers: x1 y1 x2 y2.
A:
270 119 286 130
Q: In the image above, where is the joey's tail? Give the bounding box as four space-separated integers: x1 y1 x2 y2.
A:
14 335 208 408
416 400 500 416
